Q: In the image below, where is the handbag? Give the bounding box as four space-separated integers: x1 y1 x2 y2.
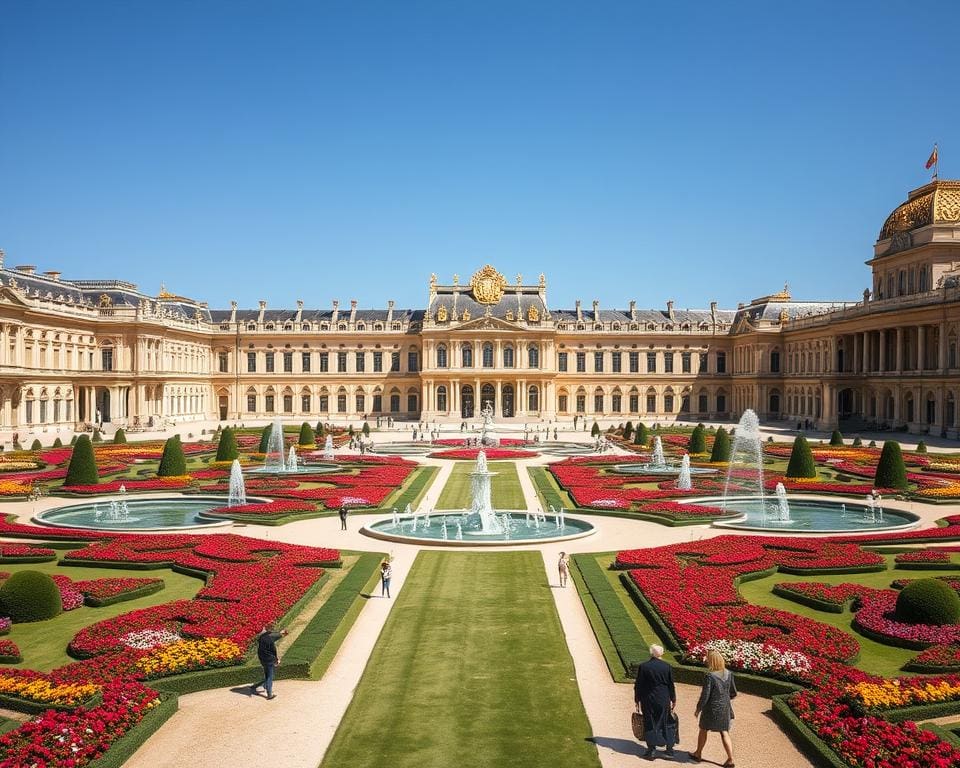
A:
631 709 645 741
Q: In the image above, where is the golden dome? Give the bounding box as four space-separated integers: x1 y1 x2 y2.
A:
879 180 960 240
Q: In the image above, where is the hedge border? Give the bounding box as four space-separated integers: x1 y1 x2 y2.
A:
85 580 166 607
0 554 57 564
771 694 848 768
87 693 179 768
771 585 850 614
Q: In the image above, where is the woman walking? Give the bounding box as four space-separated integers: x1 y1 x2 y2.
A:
690 649 737 767
380 560 393 598
557 552 570 587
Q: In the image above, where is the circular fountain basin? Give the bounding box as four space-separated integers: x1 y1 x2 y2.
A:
705 496 920 533
540 442 596 456
33 496 268 531
362 512 596 546
375 443 437 456
612 464 719 476
245 462 341 475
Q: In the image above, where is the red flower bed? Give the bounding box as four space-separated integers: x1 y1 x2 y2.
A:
0 544 56 562
428 448 539 460
0 638 20 661
910 645 960 670
432 438 528 447
895 550 952 564
62 477 195 494
773 581 868 608
205 500 315 517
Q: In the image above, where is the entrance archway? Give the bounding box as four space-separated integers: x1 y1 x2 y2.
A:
502 385 514 417
461 385 474 418
481 383 496 416
218 395 228 421
837 388 855 421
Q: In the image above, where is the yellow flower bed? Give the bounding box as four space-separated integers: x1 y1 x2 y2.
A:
847 679 960 710
0 675 100 707
928 462 960 473
916 484 960 498
134 638 244 679
0 461 40 472
0 479 32 496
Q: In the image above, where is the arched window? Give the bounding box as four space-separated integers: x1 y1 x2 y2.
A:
593 387 604 413
390 389 401 413
503 345 514 368
437 386 448 412
437 344 448 368
462 344 473 368
528 344 539 368
482 342 494 368
528 385 539 412
407 391 418 413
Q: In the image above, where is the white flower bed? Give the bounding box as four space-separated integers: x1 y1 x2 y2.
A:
121 628 182 650
687 639 812 677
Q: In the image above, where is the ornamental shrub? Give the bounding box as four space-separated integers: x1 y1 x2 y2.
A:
92 429 102 443
65 434 99 486
113 428 127 444
157 435 186 477
590 421 600 437
29 439 42 451
634 422 648 447
215 426 239 462
688 425 706 454
869 440 877 448
829 429 845 447
52 437 62 448
853 436 863 447
917 440 928 454
362 422 371 437
298 422 315 446
875 440 908 490
348 424 355 437
69 434 78 446
0 570 62 622
258 425 272 454
710 427 731 463
785 435 817 479
623 421 634 441
895 579 960 626
316 422 325 437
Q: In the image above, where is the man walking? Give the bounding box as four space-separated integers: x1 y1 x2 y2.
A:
339 505 348 531
251 622 288 700
634 644 677 759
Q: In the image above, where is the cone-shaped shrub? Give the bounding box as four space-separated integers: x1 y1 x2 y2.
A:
52 437 63 448
688 425 706 454
785 435 817 479
829 429 844 447
852 436 862 447
590 421 600 437
315 422 324 437
623 421 634 441
0 571 62 622
710 427 731 463
157 436 186 477
112 428 127 444
69 434 78 446
634 422 648 446
916 440 928 454
92 429 102 443
895 578 960 626
215 426 239 461
30 439 42 451
297 422 315 447
348 424 355 437
65 434 99 487
362 422 370 437
875 440 908 490
258 425 272 454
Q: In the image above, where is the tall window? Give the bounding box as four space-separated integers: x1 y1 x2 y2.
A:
681 352 691 373
265 352 275 373
699 352 708 372
390 393 400 412
698 393 708 412
629 392 639 412
528 386 539 412
283 395 293 413
594 352 604 372
302 394 311 412
528 345 539 368
576 394 586 413
594 391 604 412
558 352 568 372
247 352 257 372
503 346 514 368
373 352 383 372
558 394 568 412
337 352 347 373
437 345 448 368
247 394 256 412
391 352 400 372
646 352 656 373
664 353 674 373
101 348 113 371
462 344 473 368
646 393 656 413
319 352 329 372
716 393 727 412
373 393 382 412
612 352 621 373
218 352 229 372
482 343 494 368
356 393 365 412
319 394 329 411
612 392 622 412
407 393 417 412
408 351 418 372
770 351 780 373
437 386 447 411
716 352 726 373
355 352 365 372
265 395 275 412
301 352 311 372
283 352 293 372
576 352 586 372
664 394 674 412
629 352 639 373
337 393 347 413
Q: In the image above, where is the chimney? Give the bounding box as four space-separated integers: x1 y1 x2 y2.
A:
44 270 61 281
592 300 600 320
331 299 340 324
15 265 35 275
386 300 394 324
257 300 267 324
666 300 675 322
349 299 358 323
629 300 636 321
295 299 303 323
575 300 583 322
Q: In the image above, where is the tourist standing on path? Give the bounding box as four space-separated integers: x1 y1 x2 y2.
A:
251 622 288 700
690 649 737 766
339 505 348 531
634 644 677 760
557 552 570 587
380 560 393 598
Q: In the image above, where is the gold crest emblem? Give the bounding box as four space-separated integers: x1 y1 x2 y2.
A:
470 265 507 305
436 305 448 322
527 304 540 322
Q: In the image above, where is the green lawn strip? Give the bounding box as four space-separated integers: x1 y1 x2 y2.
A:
378 465 439 513
2 559 203 672
528 466 574 510
435 461 527 510
320 551 601 768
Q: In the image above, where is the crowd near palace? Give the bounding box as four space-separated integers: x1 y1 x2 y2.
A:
2 179 960 437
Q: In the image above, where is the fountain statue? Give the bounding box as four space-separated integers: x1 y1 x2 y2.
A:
264 417 288 472
676 454 692 491
476 401 501 447
228 459 247 507
323 434 334 460
469 450 503 533
650 436 666 469
722 409 766 509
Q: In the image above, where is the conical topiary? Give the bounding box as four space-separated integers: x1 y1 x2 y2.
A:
215 426 239 462
829 429 844 447
157 435 187 477
623 421 634 441
30 439 42 451
916 440 928 454
590 421 600 437
710 427 731 463
52 437 63 448
258 425 272 454
65 434 99 487
69 434 78 446
362 421 370 437
298 422 315 446
634 422 648 447
92 429 102 443
852 436 862 447
112 428 127 444
688 425 706 454
785 435 817 479
316 422 325 437
875 440 908 490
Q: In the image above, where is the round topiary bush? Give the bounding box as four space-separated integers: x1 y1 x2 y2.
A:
65 434 99 486
0 570 63 622
786 435 817 479
112 428 127 444
688 425 706 454
917 440 928 454
895 579 960 626
216 426 239 461
875 440 908 490
710 427 731 462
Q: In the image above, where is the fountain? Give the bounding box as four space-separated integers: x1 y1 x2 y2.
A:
287 445 298 472
676 454 693 491
722 409 766 509
768 482 792 523
613 434 717 477
651 436 666 469
264 417 288 472
228 459 247 507
323 434 334 460
469 450 503 534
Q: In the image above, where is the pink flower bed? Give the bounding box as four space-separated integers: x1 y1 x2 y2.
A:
853 589 960 648
0 638 21 660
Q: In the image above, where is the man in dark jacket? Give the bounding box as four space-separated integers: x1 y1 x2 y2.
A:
634 644 677 759
251 622 288 700
339 505 348 531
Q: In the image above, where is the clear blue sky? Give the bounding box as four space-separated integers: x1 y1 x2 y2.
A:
1 1 956 311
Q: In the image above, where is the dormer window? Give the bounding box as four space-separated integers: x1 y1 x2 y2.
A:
357 323 365 331
302 323 311 331
247 323 256 331
577 323 585 331
392 322 402 331
630 323 639 331
284 324 293 331
320 323 329 331
374 323 384 331
594 323 603 331
557 323 567 330
338 323 347 331
612 322 621 331
220 323 230 331
265 323 275 331
647 323 656 331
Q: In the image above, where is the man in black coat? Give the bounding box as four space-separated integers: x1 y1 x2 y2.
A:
251 622 288 700
634 644 677 759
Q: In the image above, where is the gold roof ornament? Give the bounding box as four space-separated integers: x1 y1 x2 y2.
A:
539 273 546 289
436 304 448 322
879 180 960 240
461 309 471 322
158 283 175 299
778 307 790 324
505 309 515 321
99 294 113 307
527 304 540 322
771 283 791 301
470 264 507 305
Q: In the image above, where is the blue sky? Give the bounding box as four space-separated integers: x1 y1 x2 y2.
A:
0 1 956 311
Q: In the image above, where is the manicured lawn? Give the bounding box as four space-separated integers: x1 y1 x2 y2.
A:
435 461 527 510
321 551 601 768
1 558 204 671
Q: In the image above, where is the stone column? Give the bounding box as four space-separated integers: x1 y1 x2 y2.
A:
495 380 502 417
918 325 926 372
940 322 948 373
863 331 871 372
879 329 887 372
853 333 861 373
896 327 903 373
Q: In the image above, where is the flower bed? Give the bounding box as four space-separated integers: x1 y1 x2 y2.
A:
428 448 539 460
894 550 955 568
204 500 316 518
0 671 100 708
906 645 960 672
771 581 869 612
845 677 960 714
685 639 812 681
134 637 244 679
853 590 960 648
0 544 56 563
0 639 20 663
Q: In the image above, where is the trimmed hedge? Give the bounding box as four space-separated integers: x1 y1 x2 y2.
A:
92 429 102 443
215 426 239 462
634 422 648 447
591 421 600 437
298 422 315 447
829 429 845 446
710 426 731 463
157 436 186 477
86 694 178 768
875 440 908 490
85 580 165 608
785 435 817 479
771 695 849 768
65 434 99 487
0 570 62 622
112 429 127 444
688 425 706 454
895 578 960 625
771 585 850 614
258 425 272 454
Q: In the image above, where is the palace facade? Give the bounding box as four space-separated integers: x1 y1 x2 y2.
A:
1 179 960 436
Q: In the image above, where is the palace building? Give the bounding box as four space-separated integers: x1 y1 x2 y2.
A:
1 179 960 435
